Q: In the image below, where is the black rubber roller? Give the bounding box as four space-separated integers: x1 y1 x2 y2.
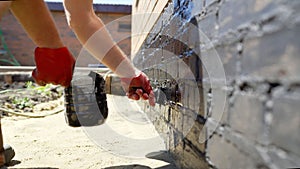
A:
64 71 108 127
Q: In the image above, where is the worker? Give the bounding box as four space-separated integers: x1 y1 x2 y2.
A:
0 0 155 167
62 0 155 104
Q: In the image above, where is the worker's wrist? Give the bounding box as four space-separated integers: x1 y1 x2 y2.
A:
114 58 140 78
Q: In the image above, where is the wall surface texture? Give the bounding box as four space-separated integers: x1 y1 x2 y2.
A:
132 0 300 169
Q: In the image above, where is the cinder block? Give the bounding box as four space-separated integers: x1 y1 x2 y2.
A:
200 43 237 129
178 24 190 49
165 58 180 80
184 118 206 153
187 17 200 53
268 148 300 169
181 142 209 169
169 127 184 152
229 92 266 144
180 81 190 109
161 1 173 23
191 0 204 17
170 108 184 132
218 0 276 35
206 134 256 169
205 0 219 7
206 86 230 126
201 80 211 119
146 50 163 69
198 12 218 40
182 80 202 113
270 90 300 156
215 44 239 82
242 25 300 82
282 0 300 13
217 87 230 125
170 140 184 168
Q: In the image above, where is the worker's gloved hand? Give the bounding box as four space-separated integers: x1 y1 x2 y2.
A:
32 47 75 87
120 72 155 106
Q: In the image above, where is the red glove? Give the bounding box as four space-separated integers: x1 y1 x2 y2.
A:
120 72 156 106
32 47 75 87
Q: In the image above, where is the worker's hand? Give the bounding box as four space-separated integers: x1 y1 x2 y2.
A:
120 72 155 106
32 47 75 87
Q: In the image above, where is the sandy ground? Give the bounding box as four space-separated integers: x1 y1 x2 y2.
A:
1 95 176 169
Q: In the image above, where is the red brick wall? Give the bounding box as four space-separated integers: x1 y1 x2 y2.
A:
0 10 131 66
1 12 35 66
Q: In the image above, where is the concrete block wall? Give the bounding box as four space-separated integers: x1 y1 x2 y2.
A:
133 0 300 168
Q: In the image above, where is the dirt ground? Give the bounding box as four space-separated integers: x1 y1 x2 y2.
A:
1 95 175 169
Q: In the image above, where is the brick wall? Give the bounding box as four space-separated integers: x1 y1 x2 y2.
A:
133 0 300 168
0 2 131 66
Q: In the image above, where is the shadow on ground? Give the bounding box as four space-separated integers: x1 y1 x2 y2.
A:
5 168 59 169
104 151 178 169
3 160 58 169
104 164 176 169
146 150 178 169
